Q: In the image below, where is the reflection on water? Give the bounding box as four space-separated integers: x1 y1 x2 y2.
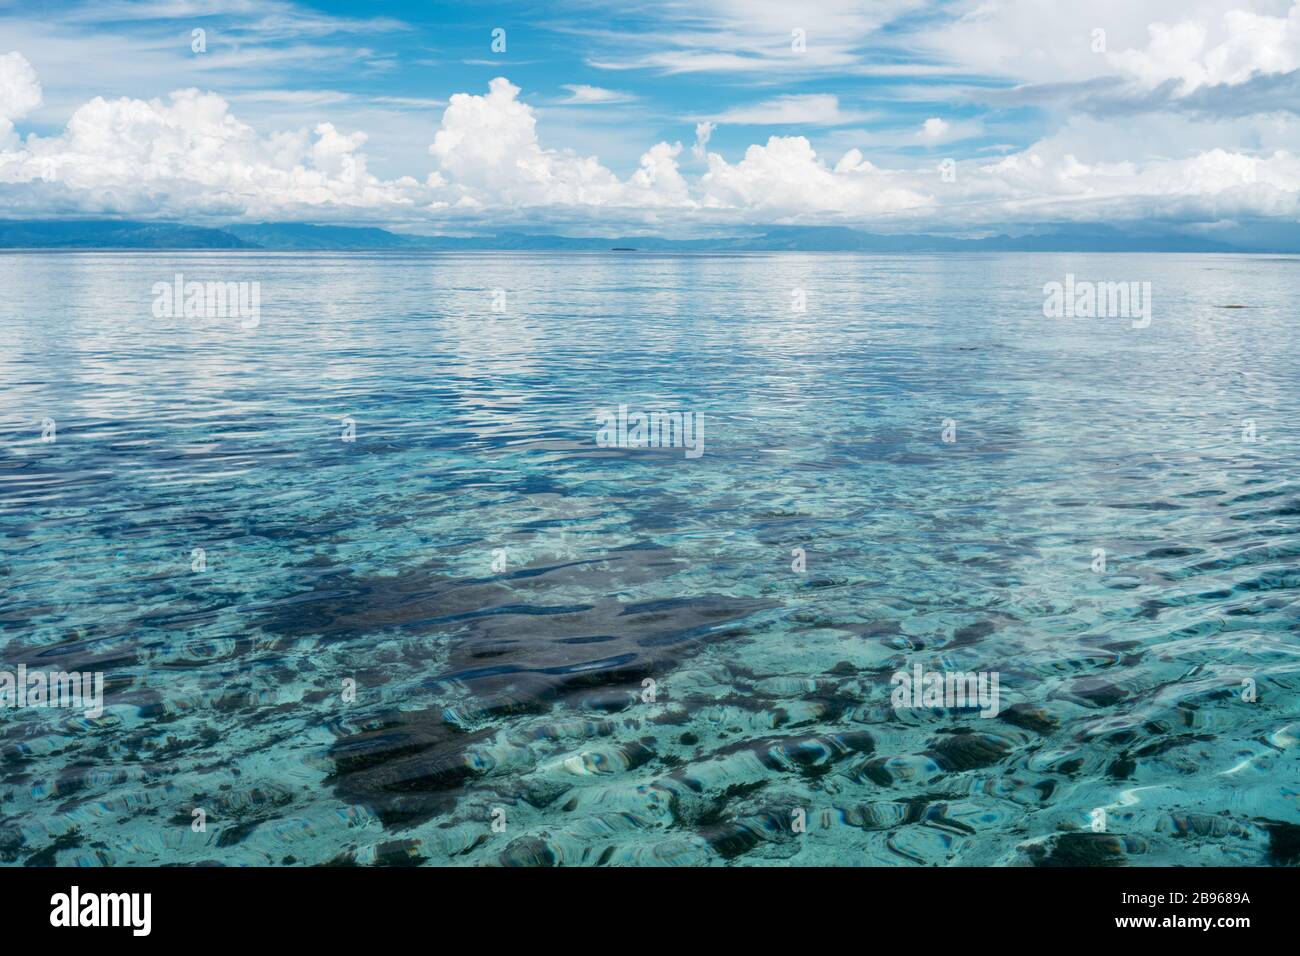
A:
1 251 1299 866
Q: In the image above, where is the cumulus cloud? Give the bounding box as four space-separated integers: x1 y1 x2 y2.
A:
917 0 1300 98
428 77 621 205
699 136 930 217
921 0 1300 120
426 76 685 209
949 125 1300 223
427 80 928 220
1110 7 1300 93
628 141 690 203
0 79 422 217
3 48 1300 232
0 51 42 146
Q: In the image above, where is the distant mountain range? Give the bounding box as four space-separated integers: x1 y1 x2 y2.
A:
0 220 253 249
0 219 1293 253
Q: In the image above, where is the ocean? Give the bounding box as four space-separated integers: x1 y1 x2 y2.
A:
1 250 1297 866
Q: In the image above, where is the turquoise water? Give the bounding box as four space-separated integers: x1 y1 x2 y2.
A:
1 250 1298 866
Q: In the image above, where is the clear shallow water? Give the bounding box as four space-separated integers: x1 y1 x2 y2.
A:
1 250 1298 867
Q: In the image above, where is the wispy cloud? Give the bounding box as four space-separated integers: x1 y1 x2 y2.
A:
576 0 928 75
227 88 353 105
697 94 871 126
60 0 410 36
558 84 634 104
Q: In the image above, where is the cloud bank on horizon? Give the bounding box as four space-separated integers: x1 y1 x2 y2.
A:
2 0 1300 236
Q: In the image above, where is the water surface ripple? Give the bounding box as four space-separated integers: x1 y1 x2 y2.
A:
1 251 1298 866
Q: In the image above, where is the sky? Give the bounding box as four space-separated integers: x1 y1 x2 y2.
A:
2 0 1300 237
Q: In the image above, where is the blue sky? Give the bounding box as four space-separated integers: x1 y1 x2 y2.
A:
3 1 1300 236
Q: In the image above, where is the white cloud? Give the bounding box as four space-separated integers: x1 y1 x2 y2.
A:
945 116 1300 223
228 89 354 106
558 84 633 104
3 52 1300 232
59 0 407 36
583 0 928 74
628 141 690 203
916 0 1300 102
919 117 949 138
0 51 42 145
0 82 422 216
699 136 930 217
699 94 869 126
427 77 689 211
428 76 623 206
692 121 714 159
1109 6 1300 92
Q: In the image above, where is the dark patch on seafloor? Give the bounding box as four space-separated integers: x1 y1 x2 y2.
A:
1026 832 1144 867
1261 819 1300 865
266 546 777 829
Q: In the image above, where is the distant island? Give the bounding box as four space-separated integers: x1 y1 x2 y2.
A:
0 219 1293 253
